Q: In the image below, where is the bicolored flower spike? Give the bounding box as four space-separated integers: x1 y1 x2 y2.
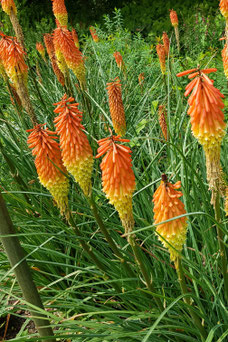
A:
0 33 28 89
1 0 25 48
53 26 86 87
96 133 135 236
72 28 79 48
222 43 228 78
36 42 46 61
113 51 125 71
153 174 187 262
44 33 65 86
158 105 168 141
220 0 228 19
1 0 17 15
89 26 99 42
177 68 226 200
27 124 69 215
156 44 166 74
0 32 37 124
107 77 126 136
53 95 93 196
51 0 68 27
162 32 170 56
169 9 178 27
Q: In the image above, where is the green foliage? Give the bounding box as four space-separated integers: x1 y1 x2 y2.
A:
0 4 228 342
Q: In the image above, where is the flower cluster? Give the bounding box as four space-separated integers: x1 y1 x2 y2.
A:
1 0 17 15
44 33 65 86
53 26 86 87
220 0 228 18
162 32 170 56
36 42 46 61
107 77 126 137
156 44 166 74
27 124 69 215
177 68 226 198
153 175 187 262
89 26 99 42
96 134 135 236
51 0 68 27
54 95 93 196
0 33 27 89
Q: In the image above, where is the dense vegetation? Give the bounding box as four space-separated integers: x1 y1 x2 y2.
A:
0 0 227 341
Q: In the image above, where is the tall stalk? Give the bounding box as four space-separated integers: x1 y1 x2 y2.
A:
0 192 55 342
128 235 163 311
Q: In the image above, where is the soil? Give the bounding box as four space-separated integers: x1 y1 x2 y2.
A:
0 312 35 341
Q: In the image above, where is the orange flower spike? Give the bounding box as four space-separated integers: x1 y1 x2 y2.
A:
1 0 17 15
27 124 69 215
113 51 124 70
51 0 68 27
53 95 93 196
107 77 126 136
36 42 46 61
44 33 65 86
72 28 80 48
169 9 178 27
162 32 170 56
89 26 99 42
156 44 166 74
220 0 228 19
222 44 228 79
0 33 28 89
158 105 168 141
153 175 187 262
177 68 226 196
53 26 86 87
96 134 135 235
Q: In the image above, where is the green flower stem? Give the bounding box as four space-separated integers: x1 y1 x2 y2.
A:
175 256 207 341
128 235 163 311
214 190 228 302
87 194 135 278
0 192 56 342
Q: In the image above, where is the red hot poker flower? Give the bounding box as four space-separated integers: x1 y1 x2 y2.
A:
51 0 68 27
44 33 65 86
107 77 126 136
53 94 93 196
169 9 178 27
156 44 166 74
153 175 187 262
220 0 228 18
96 133 135 236
0 33 28 89
36 42 46 61
177 67 226 199
162 32 170 56
113 51 125 71
53 26 86 87
27 124 69 215
1 0 17 15
89 26 99 42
